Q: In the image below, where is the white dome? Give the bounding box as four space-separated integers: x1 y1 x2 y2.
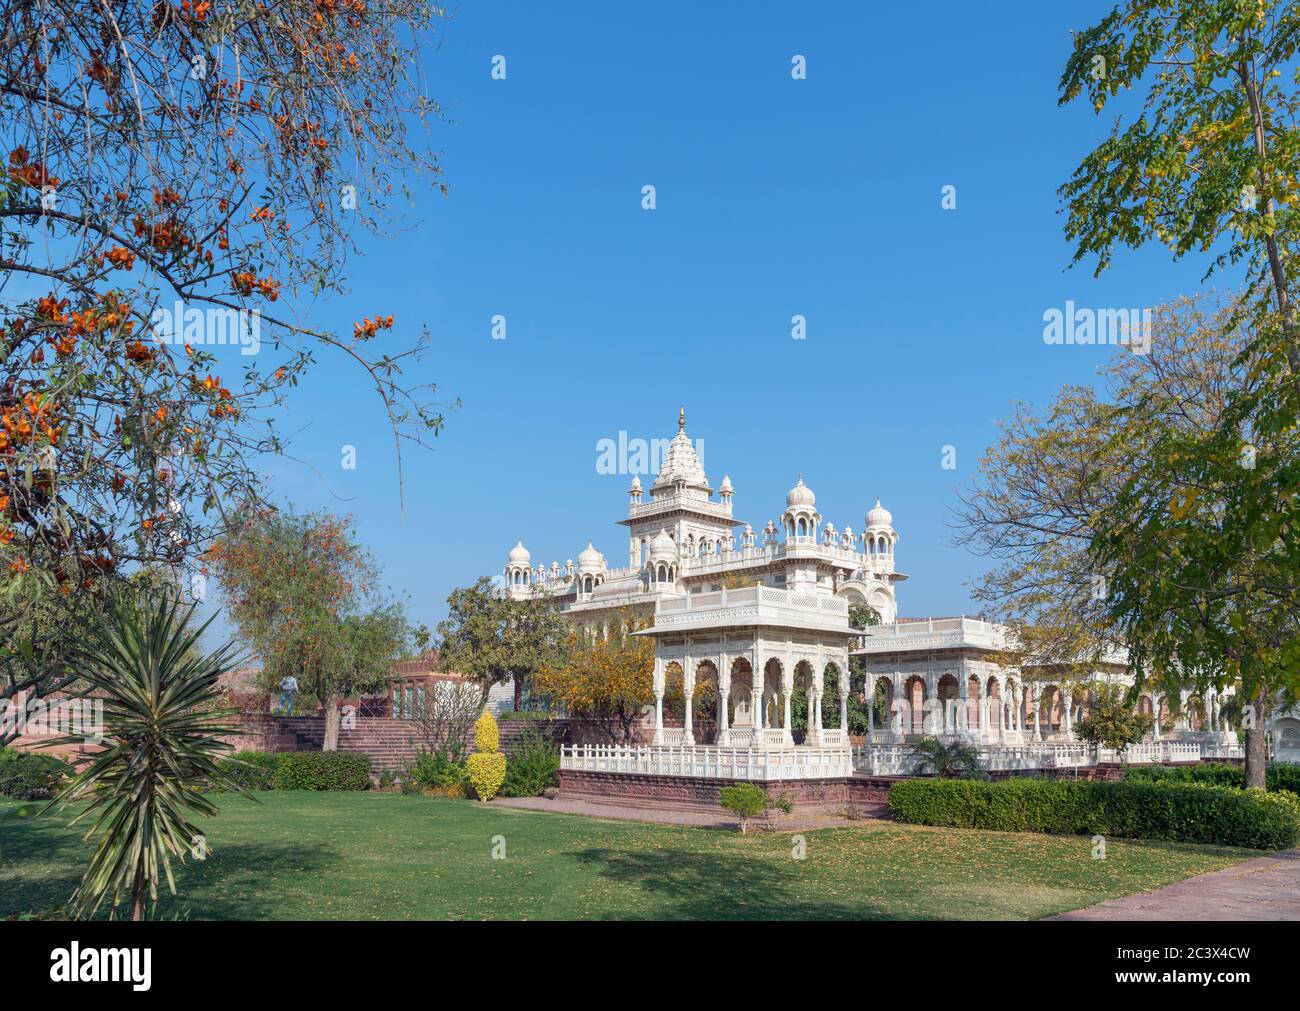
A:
786 476 816 508
577 540 606 572
508 540 531 565
720 474 733 493
865 499 893 529
648 528 676 561
629 475 642 493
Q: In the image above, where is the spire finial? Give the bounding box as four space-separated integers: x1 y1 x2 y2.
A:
678 405 685 432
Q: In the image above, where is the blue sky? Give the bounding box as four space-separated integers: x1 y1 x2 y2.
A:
207 1 1232 644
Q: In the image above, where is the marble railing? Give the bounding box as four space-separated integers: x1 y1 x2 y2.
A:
853 739 1243 776
560 743 855 781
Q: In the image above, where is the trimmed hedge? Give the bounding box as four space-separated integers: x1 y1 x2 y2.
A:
272 752 371 791
888 777 1300 850
212 751 371 791
220 751 282 791
0 747 70 800
1126 762 1300 796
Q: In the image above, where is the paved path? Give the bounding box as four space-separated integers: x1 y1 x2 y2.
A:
1048 850 1300 920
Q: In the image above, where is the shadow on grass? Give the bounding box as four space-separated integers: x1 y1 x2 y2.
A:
154 842 342 920
1 803 342 921
570 845 888 921
0 804 90 917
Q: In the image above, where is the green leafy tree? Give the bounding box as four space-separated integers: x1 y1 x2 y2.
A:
436 577 569 708
0 1 457 725
718 783 767 834
208 508 418 750
1074 683 1157 755
1060 1 1300 787
47 594 247 920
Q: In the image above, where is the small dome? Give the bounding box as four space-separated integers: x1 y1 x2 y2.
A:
577 540 606 572
865 499 893 529
786 476 816 508
648 528 676 561
629 475 642 493
720 474 733 493
508 540 531 564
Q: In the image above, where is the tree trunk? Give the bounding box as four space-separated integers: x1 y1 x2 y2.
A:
131 869 146 922
323 695 341 751
1245 687 1268 789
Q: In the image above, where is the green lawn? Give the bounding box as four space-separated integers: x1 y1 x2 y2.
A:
0 792 1255 920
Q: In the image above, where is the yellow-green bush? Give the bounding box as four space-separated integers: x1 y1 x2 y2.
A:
466 709 505 800
474 710 500 753
467 752 507 801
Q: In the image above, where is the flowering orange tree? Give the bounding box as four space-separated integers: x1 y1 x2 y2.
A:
535 610 655 743
206 508 421 749
0 1 454 711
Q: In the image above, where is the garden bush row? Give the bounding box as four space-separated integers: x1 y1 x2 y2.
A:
220 750 371 791
0 747 71 800
406 721 561 800
1124 762 1300 796
888 777 1300 850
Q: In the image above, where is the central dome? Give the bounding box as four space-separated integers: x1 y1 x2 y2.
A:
650 409 710 493
786 476 816 508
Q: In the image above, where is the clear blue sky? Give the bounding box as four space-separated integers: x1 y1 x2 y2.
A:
204 1 1230 645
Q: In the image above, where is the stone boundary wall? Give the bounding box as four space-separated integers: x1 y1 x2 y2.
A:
557 769 898 817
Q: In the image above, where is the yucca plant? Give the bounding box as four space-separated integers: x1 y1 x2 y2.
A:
46 593 249 920
909 737 986 779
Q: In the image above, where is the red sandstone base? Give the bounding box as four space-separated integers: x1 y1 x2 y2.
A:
557 769 897 817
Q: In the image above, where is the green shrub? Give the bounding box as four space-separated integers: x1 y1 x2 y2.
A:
500 726 560 798
408 748 468 796
719 783 768 833
219 751 281 791
499 710 552 722
888 777 1300 850
1126 762 1300 795
273 751 370 790
0 747 70 800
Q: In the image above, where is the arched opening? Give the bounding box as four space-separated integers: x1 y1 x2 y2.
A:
823 661 842 729
763 658 784 728
661 661 686 725
937 673 959 733
729 657 754 729
693 660 718 730
905 675 927 735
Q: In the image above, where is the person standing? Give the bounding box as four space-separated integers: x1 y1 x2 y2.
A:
277 674 300 716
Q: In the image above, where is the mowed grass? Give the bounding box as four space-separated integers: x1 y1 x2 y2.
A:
0 792 1254 920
